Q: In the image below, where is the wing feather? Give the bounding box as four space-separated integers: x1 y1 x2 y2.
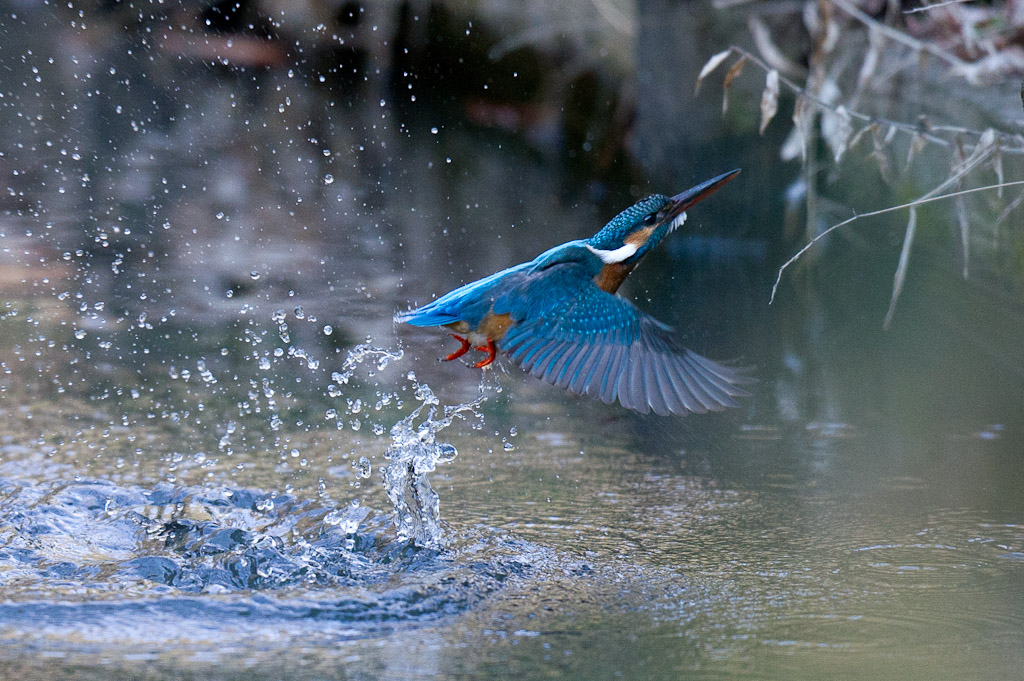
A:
662 354 707 414
680 353 742 407
644 355 669 416
522 340 557 372
600 345 625 405
628 345 648 414
494 260 752 415
542 343 573 383
650 354 684 416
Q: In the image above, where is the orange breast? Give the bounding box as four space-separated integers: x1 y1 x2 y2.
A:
594 262 635 293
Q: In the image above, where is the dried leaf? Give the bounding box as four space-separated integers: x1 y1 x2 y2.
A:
951 48 1024 86
784 97 813 163
802 0 839 52
802 1 820 38
883 206 917 330
953 134 967 167
995 148 1004 199
818 2 841 55
905 133 926 170
759 70 780 135
806 0 839 54
956 192 969 279
821 105 853 163
748 15 804 77
722 55 748 115
779 126 803 162
695 49 732 96
856 25 884 94
870 124 890 182
949 136 970 279
977 127 997 153
848 124 871 151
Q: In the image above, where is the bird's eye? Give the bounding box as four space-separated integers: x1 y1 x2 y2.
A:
642 212 658 226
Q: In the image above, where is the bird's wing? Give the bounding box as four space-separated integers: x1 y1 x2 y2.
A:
494 263 753 416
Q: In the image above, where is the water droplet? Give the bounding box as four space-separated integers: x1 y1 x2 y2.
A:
250 270 261 280
356 456 372 478
324 174 334 185
438 443 458 462
430 127 439 134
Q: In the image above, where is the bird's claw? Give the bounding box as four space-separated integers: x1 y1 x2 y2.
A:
442 335 472 361
441 335 496 368
472 340 497 369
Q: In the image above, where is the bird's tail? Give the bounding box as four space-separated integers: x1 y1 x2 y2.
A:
394 304 461 327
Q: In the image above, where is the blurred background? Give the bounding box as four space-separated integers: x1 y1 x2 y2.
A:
0 1 1023 679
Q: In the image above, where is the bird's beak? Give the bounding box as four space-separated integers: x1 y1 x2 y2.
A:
661 169 740 223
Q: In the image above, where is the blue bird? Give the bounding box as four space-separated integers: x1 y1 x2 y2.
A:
397 169 752 416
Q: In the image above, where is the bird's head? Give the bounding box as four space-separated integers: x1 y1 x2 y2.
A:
584 169 740 267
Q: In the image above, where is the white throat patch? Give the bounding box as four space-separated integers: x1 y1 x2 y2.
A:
585 242 638 264
668 211 687 234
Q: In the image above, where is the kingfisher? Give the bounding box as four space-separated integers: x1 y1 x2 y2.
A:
396 169 751 416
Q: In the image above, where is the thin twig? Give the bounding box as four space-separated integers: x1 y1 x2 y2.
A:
903 0 973 14
828 0 967 68
769 180 1024 304
995 192 1024 227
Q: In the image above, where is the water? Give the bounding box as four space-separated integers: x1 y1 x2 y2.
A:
1 4 1024 681
383 374 490 548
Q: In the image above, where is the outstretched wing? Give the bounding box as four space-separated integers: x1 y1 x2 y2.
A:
494 263 753 416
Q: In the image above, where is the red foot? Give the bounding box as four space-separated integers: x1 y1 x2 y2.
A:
443 334 472 361
472 339 497 369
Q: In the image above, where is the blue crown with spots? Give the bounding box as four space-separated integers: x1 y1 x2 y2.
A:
586 194 674 261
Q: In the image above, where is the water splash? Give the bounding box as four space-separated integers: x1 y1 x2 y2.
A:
332 341 404 385
383 373 489 549
168 305 489 549
319 335 492 548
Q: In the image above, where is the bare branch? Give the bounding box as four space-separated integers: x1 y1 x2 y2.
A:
828 0 967 68
903 0 974 14
995 192 1024 227
769 180 1024 305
